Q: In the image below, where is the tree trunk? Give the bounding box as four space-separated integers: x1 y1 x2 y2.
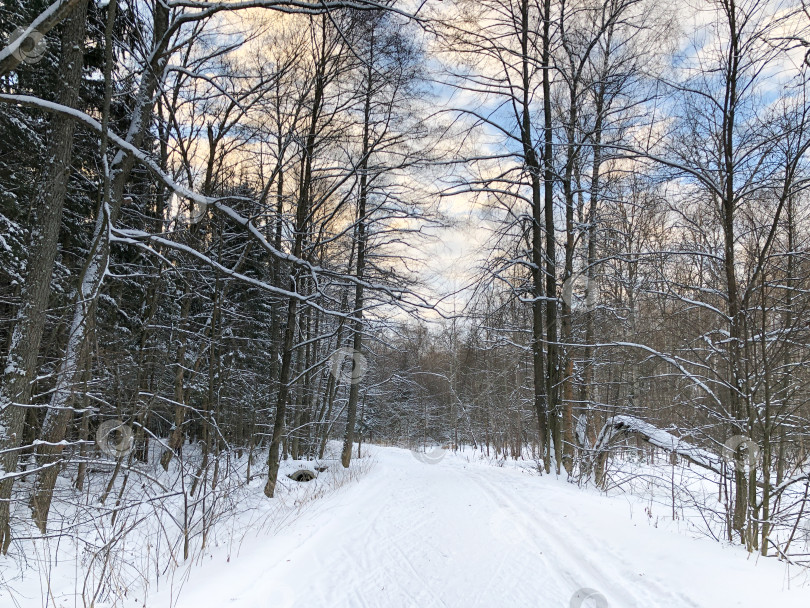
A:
542 0 561 473
264 23 326 496
30 0 170 530
0 0 89 550
341 41 372 470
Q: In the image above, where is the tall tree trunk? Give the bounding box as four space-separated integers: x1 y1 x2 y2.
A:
719 3 748 544
30 0 170 530
341 40 373 469
542 0 561 473
0 0 89 551
264 24 326 496
580 82 605 470
517 0 548 470
560 76 578 476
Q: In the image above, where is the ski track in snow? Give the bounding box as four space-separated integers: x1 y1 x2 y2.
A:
151 447 809 608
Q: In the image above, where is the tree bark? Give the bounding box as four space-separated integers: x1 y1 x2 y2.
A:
0 0 89 551
341 36 373 469
264 21 326 496
542 0 561 473
30 0 170 530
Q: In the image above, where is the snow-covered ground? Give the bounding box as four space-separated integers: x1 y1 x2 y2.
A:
0 444 372 608
141 446 808 608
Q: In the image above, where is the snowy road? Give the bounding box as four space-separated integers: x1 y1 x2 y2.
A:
156 447 808 607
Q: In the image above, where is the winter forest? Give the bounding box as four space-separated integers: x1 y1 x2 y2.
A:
2 0 810 606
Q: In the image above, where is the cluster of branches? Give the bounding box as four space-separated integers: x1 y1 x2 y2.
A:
416 0 810 559
0 0 439 569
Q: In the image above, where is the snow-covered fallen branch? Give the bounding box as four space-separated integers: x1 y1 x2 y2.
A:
592 415 723 475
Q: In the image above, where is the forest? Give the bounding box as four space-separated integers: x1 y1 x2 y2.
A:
2 0 810 604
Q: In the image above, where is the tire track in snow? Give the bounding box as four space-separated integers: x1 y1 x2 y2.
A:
463 465 643 606
464 464 702 608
